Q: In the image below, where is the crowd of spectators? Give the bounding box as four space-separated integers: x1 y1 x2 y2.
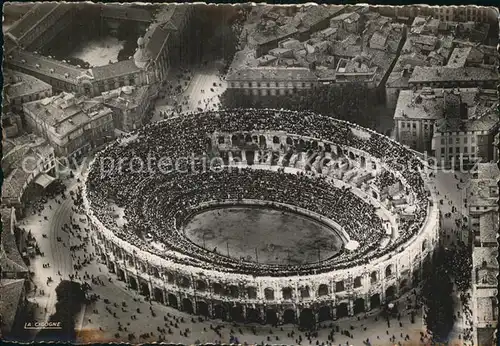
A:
86 109 429 276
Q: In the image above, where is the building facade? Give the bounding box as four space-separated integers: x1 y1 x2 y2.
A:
23 93 114 159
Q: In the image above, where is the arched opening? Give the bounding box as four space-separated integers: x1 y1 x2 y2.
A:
196 280 207 291
259 135 266 147
153 287 164 304
336 303 349 318
230 305 245 322
179 276 190 288
283 309 296 324
360 156 366 168
335 281 345 292
300 286 310 299
264 288 274 300
318 284 329 297
273 136 280 144
246 150 255 165
385 264 393 278
266 309 278 325
286 137 293 145
386 285 396 301
231 134 238 145
107 261 115 274
318 306 332 322
247 287 257 299
229 285 239 298
400 279 409 293
245 134 252 143
168 294 178 309
182 298 194 314
129 276 138 290
324 144 332 152
299 308 315 330
139 281 150 297
218 136 225 144
117 268 125 281
196 301 209 317
370 271 378 284
100 253 107 262
353 298 365 314
422 239 428 251
348 152 355 160
246 308 261 323
213 304 225 320
282 287 293 300
412 271 420 287
151 267 160 278
213 283 224 295
370 294 381 309
166 272 175 283
354 276 362 288
312 141 319 150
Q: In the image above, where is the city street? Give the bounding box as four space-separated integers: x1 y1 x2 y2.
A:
152 63 227 122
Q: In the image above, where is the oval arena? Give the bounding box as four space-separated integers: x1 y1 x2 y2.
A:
83 109 440 326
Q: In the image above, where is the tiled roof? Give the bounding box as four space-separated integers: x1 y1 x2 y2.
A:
0 279 25 333
100 4 153 23
91 60 141 81
144 24 171 60
478 210 498 244
409 66 499 84
7 3 58 40
7 49 86 84
394 89 445 120
1 208 28 273
4 69 52 100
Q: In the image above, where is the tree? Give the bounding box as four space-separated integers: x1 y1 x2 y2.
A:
422 248 455 343
36 281 86 342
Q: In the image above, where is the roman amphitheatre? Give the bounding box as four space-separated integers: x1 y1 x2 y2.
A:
83 108 439 327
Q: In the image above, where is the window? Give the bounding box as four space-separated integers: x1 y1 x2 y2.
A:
441 148 445 155
456 147 460 154
440 138 445 145
266 82 270 87
464 137 468 144
424 124 428 130
449 147 453 153
448 137 452 144
464 147 468 153
471 136 475 143
456 137 460 144
471 146 475 152
412 123 416 129
302 82 305 88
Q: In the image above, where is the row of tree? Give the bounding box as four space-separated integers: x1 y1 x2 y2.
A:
220 84 379 129
36 281 86 342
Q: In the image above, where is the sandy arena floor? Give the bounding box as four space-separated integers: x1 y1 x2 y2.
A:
183 206 343 265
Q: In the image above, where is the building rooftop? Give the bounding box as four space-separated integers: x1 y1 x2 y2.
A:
467 163 500 208
3 69 52 101
100 86 149 110
91 59 141 81
0 279 25 334
7 49 88 84
409 66 499 84
477 210 498 244
100 4 153 23
7 2 59 40
394 89 445 120
1 208 28 273
226 67 318 82
446 47 473 68
23 93 113 137
435 105 498 133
